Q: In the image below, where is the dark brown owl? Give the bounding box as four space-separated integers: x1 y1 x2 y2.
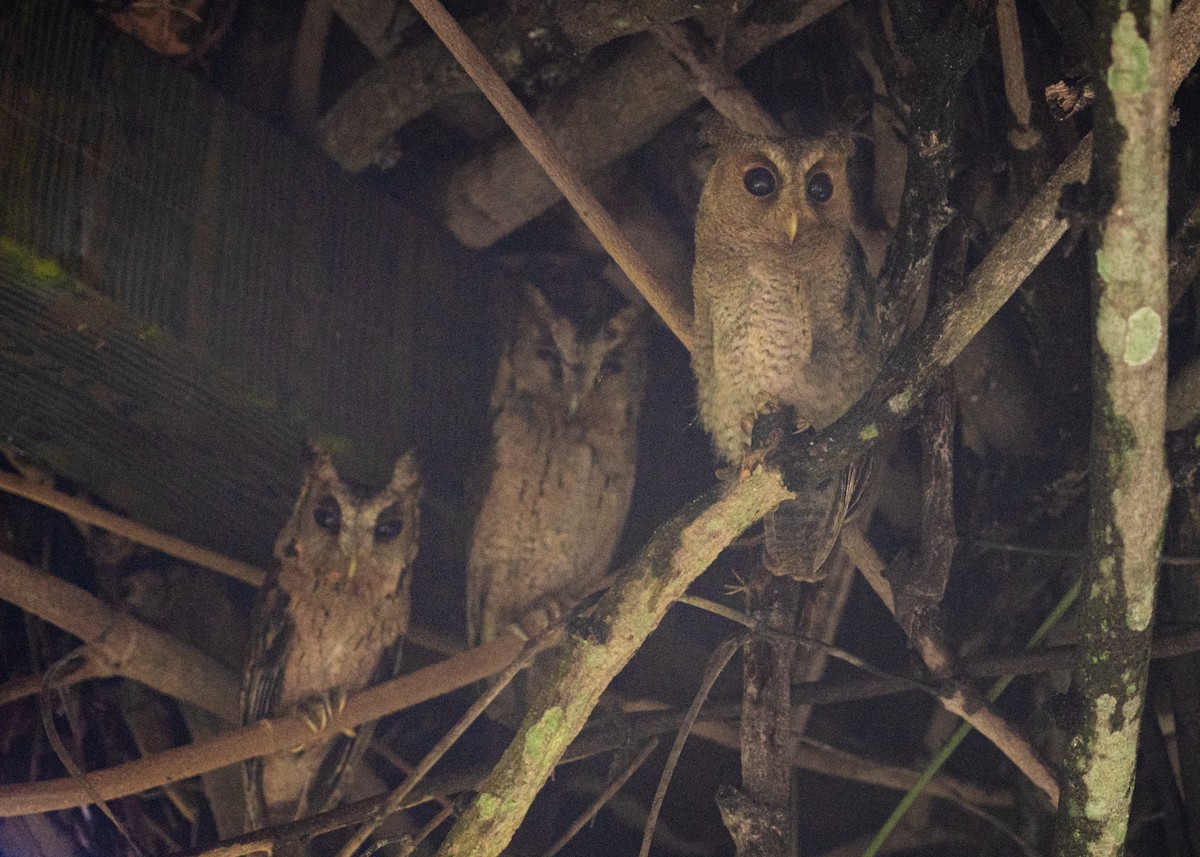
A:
241 445 421 830
691 125 881 581
466 281 646 716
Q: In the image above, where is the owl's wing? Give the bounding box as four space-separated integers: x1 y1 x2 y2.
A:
762 466 856 582
240 581 293 831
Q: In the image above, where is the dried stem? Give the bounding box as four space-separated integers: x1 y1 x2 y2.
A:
640 635 744 857
840 529 1060 806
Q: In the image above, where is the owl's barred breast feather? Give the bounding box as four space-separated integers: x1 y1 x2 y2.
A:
691 125 881 582
241 446 421 836
466 282 646 720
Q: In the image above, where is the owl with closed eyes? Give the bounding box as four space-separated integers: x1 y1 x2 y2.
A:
691 124 881 581
241 445 422 831
467 280 646 717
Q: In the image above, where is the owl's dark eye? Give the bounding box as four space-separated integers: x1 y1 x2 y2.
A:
534 345 564 383
312 498 341 535
374 506 404 543
598 355 623 382
806 171 834 202
742 166 777 197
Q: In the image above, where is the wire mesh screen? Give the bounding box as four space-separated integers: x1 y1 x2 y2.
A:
0 0 482 559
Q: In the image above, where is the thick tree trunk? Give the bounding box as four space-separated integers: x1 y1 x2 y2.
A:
1051 1 1172 854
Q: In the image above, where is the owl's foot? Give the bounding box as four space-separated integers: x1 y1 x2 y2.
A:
290 689 353 751
507 593 568 641
727 425 784 481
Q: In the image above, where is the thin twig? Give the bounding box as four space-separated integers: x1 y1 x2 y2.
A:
544 738 660 857
640 634 746 857
842 529 1061 807
333 632 545 857
0 472 264 587
651 21 784 137
362 800 456 857
860 579 1082 857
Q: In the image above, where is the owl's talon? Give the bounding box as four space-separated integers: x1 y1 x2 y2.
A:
296 689 344 737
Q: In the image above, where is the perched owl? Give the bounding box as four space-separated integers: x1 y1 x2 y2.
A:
467 281 646 715
691 125 881 581
241 445 422 830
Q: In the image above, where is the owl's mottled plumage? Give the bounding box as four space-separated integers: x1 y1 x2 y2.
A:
467 282 646 709
241 446 421 830
692 125 880 581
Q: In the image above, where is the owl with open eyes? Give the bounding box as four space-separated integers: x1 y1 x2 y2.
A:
692 125 881 581
467 280 646 716
241 444 422 831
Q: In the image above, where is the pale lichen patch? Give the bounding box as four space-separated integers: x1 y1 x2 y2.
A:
1083 693 1140 824
1123 307 1161 365
886 389 912 415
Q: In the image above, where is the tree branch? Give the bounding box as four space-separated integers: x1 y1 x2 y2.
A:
0 553 238 722
433 472 791 857
1051 0 1173 852
0 472 264 588
0 625 528 816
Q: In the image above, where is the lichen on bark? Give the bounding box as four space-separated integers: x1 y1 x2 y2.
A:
1050 2 1172 855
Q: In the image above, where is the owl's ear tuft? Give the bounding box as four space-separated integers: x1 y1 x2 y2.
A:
303 442 342 487
604 301 647 343
387 450 422 497
521 282 558 327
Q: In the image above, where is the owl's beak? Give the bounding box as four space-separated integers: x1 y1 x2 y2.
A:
567 393 580 417
346 552 358 579
785 211 800 245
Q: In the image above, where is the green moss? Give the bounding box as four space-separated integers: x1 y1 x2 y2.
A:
136 322 167 342
310 432 353 457
524 707 565 756
886 388 913 416
474 793 500 820
0 237 65 283
1107 12 1150 95
858 424 879 441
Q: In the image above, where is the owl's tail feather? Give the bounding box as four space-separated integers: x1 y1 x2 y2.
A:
762 465 858 582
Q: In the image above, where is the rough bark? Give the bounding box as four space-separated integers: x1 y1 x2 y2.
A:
1050 1 1172 854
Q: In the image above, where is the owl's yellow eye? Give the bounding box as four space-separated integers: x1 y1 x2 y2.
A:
742 166 777 197
807 171 834 202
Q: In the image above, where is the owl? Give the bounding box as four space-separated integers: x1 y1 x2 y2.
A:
241 444 422 831
691 125 881 581
466 281 646 716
